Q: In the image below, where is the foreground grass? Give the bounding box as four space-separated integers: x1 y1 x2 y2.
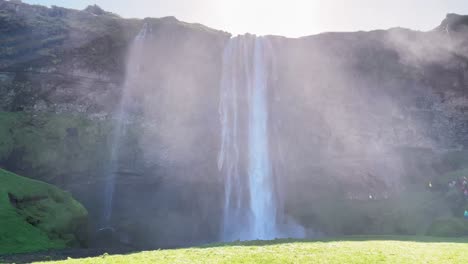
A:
36 236 468 264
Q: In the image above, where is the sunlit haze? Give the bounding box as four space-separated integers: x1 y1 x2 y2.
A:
23 0 468 37
2 0 468 260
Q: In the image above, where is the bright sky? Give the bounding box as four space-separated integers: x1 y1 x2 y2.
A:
23 0 468 37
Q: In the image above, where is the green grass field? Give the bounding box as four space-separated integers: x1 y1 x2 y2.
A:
34 236 468 264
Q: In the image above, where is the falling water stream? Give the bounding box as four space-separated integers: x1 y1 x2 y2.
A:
101 30 303 240
101 24 150 228
218 35 280 241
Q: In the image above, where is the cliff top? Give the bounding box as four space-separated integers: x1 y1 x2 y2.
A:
436 13 468 32
3 0 466 38
0 0 228 36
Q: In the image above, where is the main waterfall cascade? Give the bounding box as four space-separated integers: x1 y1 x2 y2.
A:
101 24 150 227
218 35 305 241
101 28 304 239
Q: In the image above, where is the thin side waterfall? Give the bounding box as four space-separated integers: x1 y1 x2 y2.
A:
218 35 279 241
101 24 150 228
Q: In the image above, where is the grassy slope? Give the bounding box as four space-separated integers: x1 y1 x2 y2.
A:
36 237 468 264
0 168 87 255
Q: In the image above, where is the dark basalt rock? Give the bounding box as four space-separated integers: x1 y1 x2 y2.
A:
84 5 105 16
83 4 119 18
2 0 468 250
436 13 468 32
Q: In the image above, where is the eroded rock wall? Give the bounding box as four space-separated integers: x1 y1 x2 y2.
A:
2 0 468 245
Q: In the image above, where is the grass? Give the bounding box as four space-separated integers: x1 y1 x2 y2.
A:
34 236 468 264
0 168 87 255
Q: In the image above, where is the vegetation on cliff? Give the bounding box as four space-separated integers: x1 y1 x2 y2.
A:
0 111 113 184
1 0 468 253
0 168 88 255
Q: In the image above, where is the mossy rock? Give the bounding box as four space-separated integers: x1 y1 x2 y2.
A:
0 168 88 254
0 111 143 185
426 217 468 237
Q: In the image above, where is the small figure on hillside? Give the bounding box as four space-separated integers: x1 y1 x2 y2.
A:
464 210 468 220
449 180 456 188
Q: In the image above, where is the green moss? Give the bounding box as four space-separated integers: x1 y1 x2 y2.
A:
443 168 468 183
0 111 114 183
0 111 17 160
440 150 468 171
427 218 468 237
290 186 452 236
0 168 88 254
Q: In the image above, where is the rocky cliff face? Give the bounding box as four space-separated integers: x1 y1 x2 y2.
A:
268 21 468 233
0 0 229 248
0 0 137 113
1 0 468 247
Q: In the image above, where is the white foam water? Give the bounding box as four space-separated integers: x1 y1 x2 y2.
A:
218 35 286 241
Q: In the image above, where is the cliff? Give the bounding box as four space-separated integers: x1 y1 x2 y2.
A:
1 0 468 249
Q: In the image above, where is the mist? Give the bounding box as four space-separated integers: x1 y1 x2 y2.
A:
93 13 468 245
1 1 468 256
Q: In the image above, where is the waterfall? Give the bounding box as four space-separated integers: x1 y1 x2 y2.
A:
248 38 278 239
101 24 150 227
218 35 280 241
